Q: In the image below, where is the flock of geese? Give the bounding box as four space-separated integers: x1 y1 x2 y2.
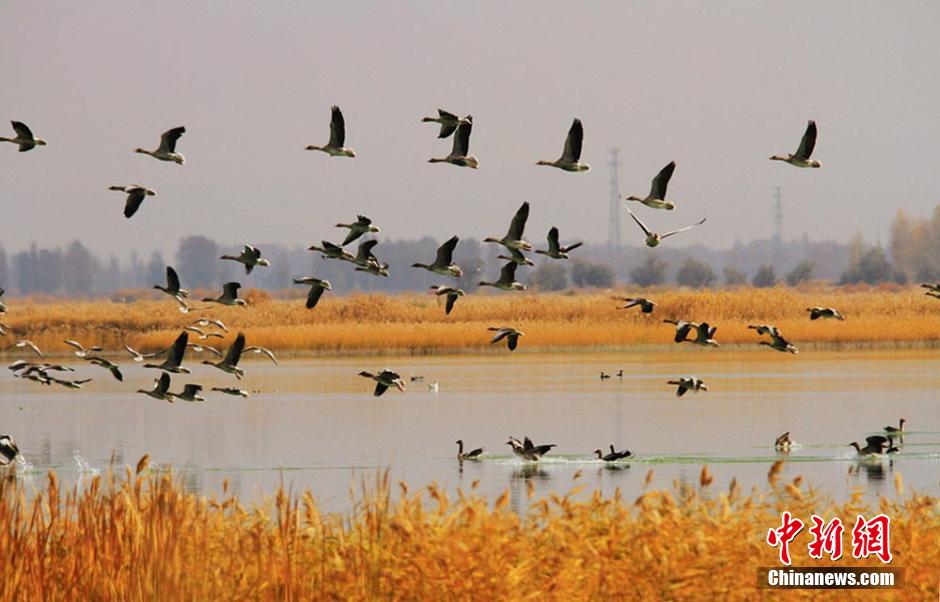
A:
0 111 926 470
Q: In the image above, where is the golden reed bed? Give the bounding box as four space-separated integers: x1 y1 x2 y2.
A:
3 285 940 356
0 461 936 600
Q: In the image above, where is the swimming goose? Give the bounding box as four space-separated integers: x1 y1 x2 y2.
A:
770 120 820 168
884 418 905 434
244 345 278 365
429 285 465 315
774 431 792 452
615 297 656 313
422 109 470 139
212 387 250 398
456 439 484 460
293 277 332 309
336 215 379 246
536 118 590 172
135 126 186 164
202 333 246 379
428 118 478 168
137 372 176 402
192 318 228 333
154 266 190 300
667 376 709 397
534 227 583 259
594 446 631 462
625 207 706 247
686 322 720 347
305 106 356 157
203 282 247 307
484 202 532 251
663 319 698 343
108 185 156 219
0 121 47 152
479 262 526 291
143 332 190 374
608 444 633 460
184 326 225 340
411 236 463 278
497 247 534 267
358 369 406 397
308 241 356 262
14 340 43 357
850 435 887 456
174 384 206 402
600 372 611 380
85 356 123 382
49 376 92 389
506 436 555 461
488 326 524 351
807 307 845 321
623 161 677 210
759 329 799 354
64 339 103 358
0 435 20 466
220 245 270 275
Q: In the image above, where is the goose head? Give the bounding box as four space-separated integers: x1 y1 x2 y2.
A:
172 154 185 165
662 200 676 210
34 138 47 146
134 147 149 155
257 259 271 267
464 155 479 169
808 160 821 168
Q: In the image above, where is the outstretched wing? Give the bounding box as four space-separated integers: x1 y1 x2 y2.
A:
795 120 817 160
650 161 676 200
507 202 530 240
306 285 326 309
224 333 246 366
453 120 472 156
445 292 457 315
546 227 560 253
124 189 147 218
436 236 459 265
625 207 653 237
11 120 34 139
356 215 372 227
661 218 706 239
373 382 389 397
561 118 583 162
222 282 241 299
159 126 186 153
500 261 518 282
155 372 172 395
329 106 346 148
166 267 181 292
166 332 189 367
507 334 519 351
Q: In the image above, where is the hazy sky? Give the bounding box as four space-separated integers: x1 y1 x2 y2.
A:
2 2 938 258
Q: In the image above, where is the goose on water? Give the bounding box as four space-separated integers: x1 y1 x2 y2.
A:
429 285 465 315
497 246 534 267
534 227 583 259
507 436 555 461
422 109 470 139
536 118 590 172
85 356 123 382
305 106 356 157
202 333 246 379
203 282 247 307
0 121 46 152
615 297 656 313
428 118 478 168
64 339 102 358
484 202 532 251
595 445 632 462
623 161 677 210
308 241 356 262
626 207 705 248
0 434 20 466
220 245 270 274
456 439 484 461
807 307 845 321
358 369 406 397
137 372 176 402
143 332 190 374
488 326 524 351
774 432 792 452
667 376 709 397
411 236 463 278
109 185 156 219
850 436 887 456
479 262 526 291
212 387 249 398
884 418 906 434
154 266 189 300
336 215 379 246
293 277 332 309
174 384 206 402
600 371 611 380
135 126 185 164
770 120 820 168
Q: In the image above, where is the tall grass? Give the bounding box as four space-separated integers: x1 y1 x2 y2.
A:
0 461 936 600
3 285 940 356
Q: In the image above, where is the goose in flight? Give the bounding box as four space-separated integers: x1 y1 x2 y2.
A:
50 376 93 389
484 202 532 251
497 246 534 267
686 322 720 347
212 387 249 398
456 439 484 460
64 339 103 358
203 282 247 307
336 215 380 246
430 285 465 315
356 260 389 276
594 445 632 462
921 282 940 297
428 118 478 168
615 297 656 313
850 435 887 456
663 319 698 343
352 240 384 269
479 262 526 291
293 277 332 309
192 318 228 333
667 376 709 397
174 384 206 402
135 126 186 164
536 118 590 172
122 344 163 362
534 227 583 259
14 340 43 357
489 326 524 351
187 343 222 358
626 207 706 247
422 109 470 139
220 245 270 274
183 326 225 340
109 185 156 219
0 121 47 152
770 120 820 168
774 431 792 452
85 356 123 382
807 307 845 321
0 434 20 466
358 369 406 397
143 332 190 373
623 161 677 210
305 105 356 157
138 372 176 402
154 266 190 300
308 241 356 262
202 333 246 379
759 329 799 354
884 418 906 434
245 345 278 365
507 436 555 461
411 235 463 278
747 324 779 337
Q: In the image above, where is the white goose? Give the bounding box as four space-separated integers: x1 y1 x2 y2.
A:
536 118 590 172
0 121 47 152
625 207 706 248
305 106 356 157
623 161 678 210
135 126 186 164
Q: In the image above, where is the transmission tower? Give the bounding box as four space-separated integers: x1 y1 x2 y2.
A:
773 186 783 243
608 148 621 258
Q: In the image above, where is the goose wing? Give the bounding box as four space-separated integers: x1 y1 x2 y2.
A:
373 382 389 397
507 202 530 240
306 285 327 309
182 384 202 397
507 333 519 351
650 161 676 200
356 215 372 227
436 236 459 265
546 227 561 253
444 292 458 315
124 188 147 218
359 239 379 260
224 333 246 366
489 328 510 344
222 282 241 300
166 266 181 293
11 121 34 139
437 111 459 138
154 372 172 395
625 207 653 237
561 118 583 162
661 218 706 240
159 126 186 154
865 435 888 449
329 106 346 148
499 261 519 283
795 120 817 160
244 245 262 260
246 346 278 365
166 332 189 367
453 120 472 156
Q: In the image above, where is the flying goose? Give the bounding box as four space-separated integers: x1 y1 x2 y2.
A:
686 322 720 347
85 356 123 382
422 109 470 139
484 202 532 251
358 369 406 397
154 266 190 300
143 332 190 373
187 342 222 358
496 246 534 267
203 282 247 307
308 241 356 262
0 434 20 466
202 332 246 379
428 381 439 393
507 436 555 461
663 319 698 343
49 376 93 389
747 324 779 337
305 106 356 157
411 236 463 278
623 161 677 210
594 446 631 462
336 215 380 246
456 439 484 460
14 340 43 357
884 418 906 434
123 344 163 362
293 277 332 309
921 282 940 296
536 118 590 172
428 118 478 168
488 326 524 351
807 307 845 321
774 431 792 452
667 376 709 397
220 245 270 275
534 227 583 259
212 387 249 398
0 121 46 152
64 339 103 358
759 329 799 354
108 185 156 219
615 297 656 313
479 262 526 291
850 435 887 456
137 372 176 402
192 318 228 333
770 120 820 168
352 239 383 269
354 260 389 278
184 326 225 340
174 384 206 402
626 207 706 247
135 126 186 164
429 285 465 315
244 345 278 365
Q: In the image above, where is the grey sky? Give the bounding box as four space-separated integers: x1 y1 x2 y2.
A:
2 2 938 258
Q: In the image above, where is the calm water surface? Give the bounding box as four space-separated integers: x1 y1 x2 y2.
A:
2 349 938 511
